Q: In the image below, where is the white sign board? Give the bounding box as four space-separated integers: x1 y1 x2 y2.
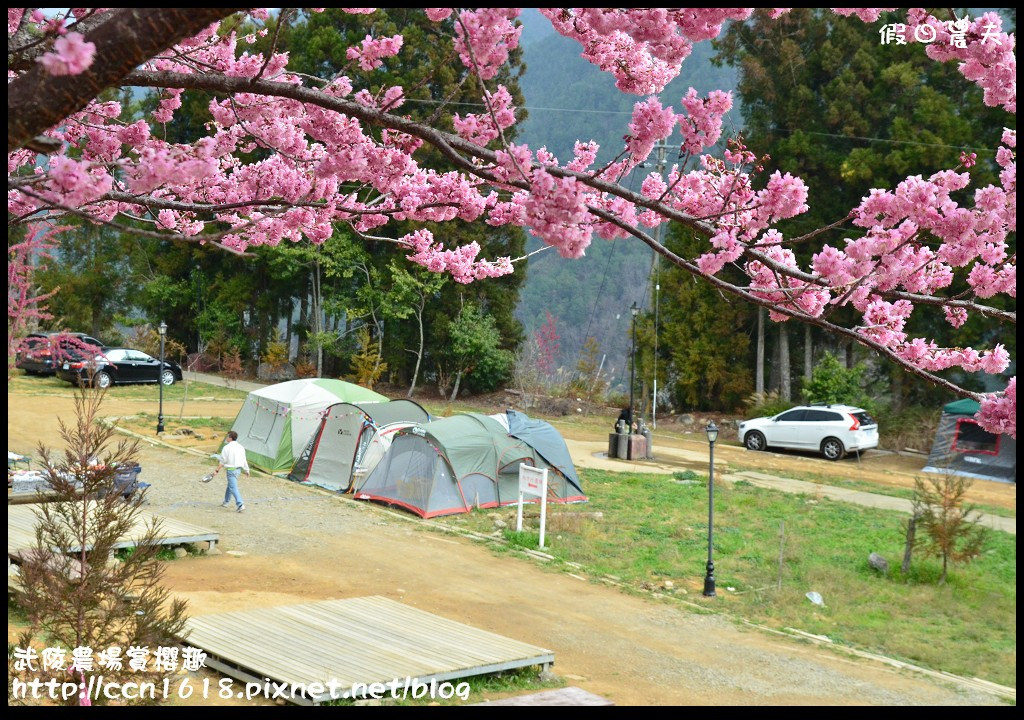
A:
516 465 549 548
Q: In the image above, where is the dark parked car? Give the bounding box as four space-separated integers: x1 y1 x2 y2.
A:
16 332 105 375
56 347 183 389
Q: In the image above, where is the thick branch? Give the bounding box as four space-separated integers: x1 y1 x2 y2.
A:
114 70 1015 326
8 8 246 152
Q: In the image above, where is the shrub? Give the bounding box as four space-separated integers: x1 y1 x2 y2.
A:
802 351 871 408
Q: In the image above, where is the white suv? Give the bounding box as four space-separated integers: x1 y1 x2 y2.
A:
738 404 879 461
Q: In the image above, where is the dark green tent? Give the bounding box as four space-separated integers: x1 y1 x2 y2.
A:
355 413 585 517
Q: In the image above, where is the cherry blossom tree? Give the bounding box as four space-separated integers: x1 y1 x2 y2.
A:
8 224 59 373
6 8 1016 436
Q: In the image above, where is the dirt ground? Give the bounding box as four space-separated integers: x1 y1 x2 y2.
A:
7 389 1015 705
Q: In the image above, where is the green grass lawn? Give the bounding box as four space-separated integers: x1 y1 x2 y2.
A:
440 468 1017 688
8 373 249 401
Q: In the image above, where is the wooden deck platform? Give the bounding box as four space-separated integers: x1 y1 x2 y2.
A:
181 596 555 705
7 503 219 556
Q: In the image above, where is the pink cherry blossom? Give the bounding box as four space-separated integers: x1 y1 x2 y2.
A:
346 33 403 71
978 378 1016 438
38 32 95 76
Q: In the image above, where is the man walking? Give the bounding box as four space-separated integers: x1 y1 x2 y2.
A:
213 430 250 513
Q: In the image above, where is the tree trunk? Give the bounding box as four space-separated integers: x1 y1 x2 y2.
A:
313 260 323 378
372 321 384 385
845 339 855 369
779 323 791 401
285 300 293 361
298 279 308 340
804 324 813 381
756 306 765 395
449 370 462 403
408 296 425 398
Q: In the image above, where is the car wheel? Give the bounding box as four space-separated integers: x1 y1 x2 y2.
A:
160 369 176 386
94 371 112 389
744 430 766 452
821 437 845 461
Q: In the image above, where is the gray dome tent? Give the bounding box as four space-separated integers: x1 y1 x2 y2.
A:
354 412 585 518
289 399 430 492
922 398 1016 483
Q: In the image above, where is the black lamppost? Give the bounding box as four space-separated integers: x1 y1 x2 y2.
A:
629 301 639 434
156 321 166 435
703 420 719 597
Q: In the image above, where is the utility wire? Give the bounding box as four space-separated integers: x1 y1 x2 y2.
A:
397 98 1000 152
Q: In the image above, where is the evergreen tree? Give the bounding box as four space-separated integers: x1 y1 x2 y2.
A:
656 224 756 411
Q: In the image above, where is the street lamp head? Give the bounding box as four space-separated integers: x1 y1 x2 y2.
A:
705 420 719 445
630 301 639 318
158 321 167 337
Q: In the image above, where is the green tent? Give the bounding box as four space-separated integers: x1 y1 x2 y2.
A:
227 379 387 473
943 398 981 415
355 413 585 517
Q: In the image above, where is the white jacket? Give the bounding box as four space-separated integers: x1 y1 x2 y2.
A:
220 441 250 473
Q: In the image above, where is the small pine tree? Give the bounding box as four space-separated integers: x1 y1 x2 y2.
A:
13 386 188 705
261 327 289 367
349 326 386 389
911 474 987 584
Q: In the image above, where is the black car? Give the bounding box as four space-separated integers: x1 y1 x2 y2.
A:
56 347 183 389
16 332 105 375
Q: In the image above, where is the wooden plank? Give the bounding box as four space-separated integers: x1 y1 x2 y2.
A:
7 503 218 555
180 596 555 705
474 687 614 706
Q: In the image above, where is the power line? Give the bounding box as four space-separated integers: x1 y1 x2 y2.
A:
397 97 1000 152
767 127 999 153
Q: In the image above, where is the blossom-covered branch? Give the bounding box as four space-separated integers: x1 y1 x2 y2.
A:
7 7 1016 435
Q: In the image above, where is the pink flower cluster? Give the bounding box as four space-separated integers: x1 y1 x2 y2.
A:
403 228 513 283
424 9 452 22
625 97 676 166
346 33 403 71
978 378 1016 438
522 170 593 258
452 85 517 146
678 88 733 154
541 8 752 94
453 8 521 80
38 32 96 76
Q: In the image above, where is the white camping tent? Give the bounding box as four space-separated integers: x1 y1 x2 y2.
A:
227 379 387 473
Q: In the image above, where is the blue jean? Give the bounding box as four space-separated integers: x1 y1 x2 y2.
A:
224 468 244 508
